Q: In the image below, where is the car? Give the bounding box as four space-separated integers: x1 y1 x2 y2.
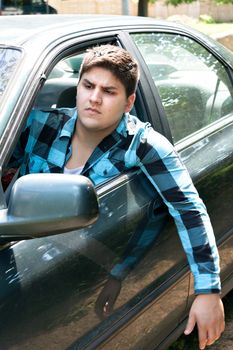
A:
1 6 23 15
0 0 57 15
0 14 233 350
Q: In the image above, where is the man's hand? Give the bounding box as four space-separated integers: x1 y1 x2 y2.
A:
184 294 225 349
95 276 121 320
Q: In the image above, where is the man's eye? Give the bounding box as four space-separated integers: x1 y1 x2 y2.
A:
105 90 115 95
84 83 92 89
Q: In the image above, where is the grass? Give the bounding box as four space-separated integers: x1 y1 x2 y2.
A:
169 290 233 350
168 326 199 350
190 22 233 36
224 290 233 322
167 17 233 37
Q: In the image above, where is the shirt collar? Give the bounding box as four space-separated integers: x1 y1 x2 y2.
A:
59 111 136 140
116 113 139 137
59 108 77 138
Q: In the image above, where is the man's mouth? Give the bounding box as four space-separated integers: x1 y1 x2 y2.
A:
85 107 101 114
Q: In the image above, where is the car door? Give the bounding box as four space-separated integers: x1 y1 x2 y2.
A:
0 34 190 350
130 30 233 308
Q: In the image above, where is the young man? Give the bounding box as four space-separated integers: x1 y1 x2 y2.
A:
7 45 224 349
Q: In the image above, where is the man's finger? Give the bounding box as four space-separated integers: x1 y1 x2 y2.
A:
184 313 196 335
197 323 208 350
95 292 109 319
206 329 217 346
206 320 224 346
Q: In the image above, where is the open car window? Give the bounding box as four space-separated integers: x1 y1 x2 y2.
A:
34 49 139 116
2 42 141 192
34 54 84 110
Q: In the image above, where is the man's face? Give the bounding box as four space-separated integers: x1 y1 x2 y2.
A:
76 67 135 135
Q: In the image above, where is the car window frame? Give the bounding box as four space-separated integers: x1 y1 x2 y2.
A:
1 31 162 205
126 28 233 151
119 30 173 142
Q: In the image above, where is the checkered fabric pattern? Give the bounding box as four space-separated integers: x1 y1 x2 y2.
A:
9 107 221 294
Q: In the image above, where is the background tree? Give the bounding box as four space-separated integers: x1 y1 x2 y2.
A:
138 0 233 16
138 0 155 16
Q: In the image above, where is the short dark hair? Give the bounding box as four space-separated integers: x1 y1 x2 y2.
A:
79 44 139 97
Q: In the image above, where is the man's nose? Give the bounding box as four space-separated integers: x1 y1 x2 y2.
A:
90 88 102 104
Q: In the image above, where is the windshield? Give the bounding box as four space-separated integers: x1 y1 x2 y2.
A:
0 48 22 99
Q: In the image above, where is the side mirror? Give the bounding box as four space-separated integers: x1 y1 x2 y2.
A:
0 174 99 241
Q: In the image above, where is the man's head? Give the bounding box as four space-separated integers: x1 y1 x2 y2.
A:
79 44 139 98
76 45 139 139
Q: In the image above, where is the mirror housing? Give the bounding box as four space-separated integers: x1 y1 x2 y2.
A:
0 174 99 240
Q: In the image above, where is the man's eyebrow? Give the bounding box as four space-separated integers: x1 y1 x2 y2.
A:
103 86 118 91
83 78 94 85
83 78 118 90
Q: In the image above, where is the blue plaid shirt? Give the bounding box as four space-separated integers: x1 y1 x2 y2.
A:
10 107 221 294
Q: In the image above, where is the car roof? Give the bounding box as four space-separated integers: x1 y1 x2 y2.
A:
1 14 232 69
0 14 190 46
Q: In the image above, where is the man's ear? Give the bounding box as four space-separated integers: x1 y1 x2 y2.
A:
124 93 136 113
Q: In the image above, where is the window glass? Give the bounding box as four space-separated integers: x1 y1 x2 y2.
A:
34 50 138 117
131 33 233 143
0 48 22 99
4 44 140 191
34 53 84 109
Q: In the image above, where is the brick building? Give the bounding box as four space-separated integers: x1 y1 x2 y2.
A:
48 0 233 22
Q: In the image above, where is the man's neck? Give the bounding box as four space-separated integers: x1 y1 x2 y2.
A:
75 120 118 149
66 120 116 169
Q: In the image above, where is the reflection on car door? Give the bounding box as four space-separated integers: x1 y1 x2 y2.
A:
0 166 190 350
130 30 233 313
179 123 233 305
0 38 192 350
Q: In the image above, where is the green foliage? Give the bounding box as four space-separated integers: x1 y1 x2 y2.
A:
139 0 233 13
166 0 195 6
168 337 185 350
165 0 233 6
169 291 233 349
214 0 233 4
168 329 199 350
199 14 215 23
224 290 233 322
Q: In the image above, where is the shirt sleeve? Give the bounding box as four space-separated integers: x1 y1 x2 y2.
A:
133 127 221 294
6 111 35 169
110 199 168 281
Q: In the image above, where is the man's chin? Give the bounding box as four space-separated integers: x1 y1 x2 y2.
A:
80 122 103 132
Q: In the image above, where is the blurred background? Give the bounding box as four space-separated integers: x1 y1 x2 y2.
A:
0 1 233 350
1 0 233 52
0 0 233 21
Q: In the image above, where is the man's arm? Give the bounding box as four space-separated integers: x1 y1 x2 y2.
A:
2 116 31 190
136 127 221 293
4 111 35 171
3 108 60 179
110 199 167 280
184 294 225 349
95 202 168 319
134 127 224 348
